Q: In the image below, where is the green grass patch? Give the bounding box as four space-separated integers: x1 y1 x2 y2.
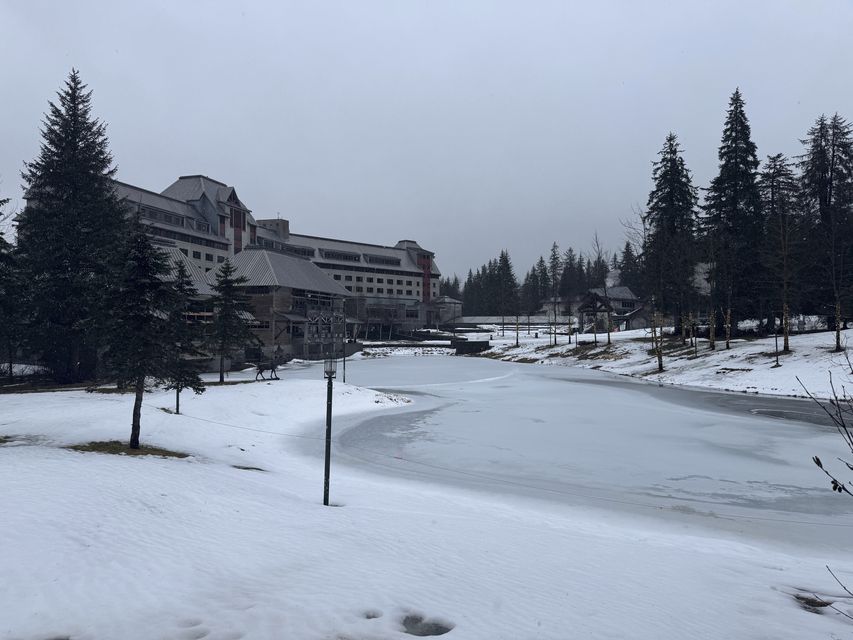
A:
67 440 189 458
0 435 15 445
232 464 266 472
205 379 257 387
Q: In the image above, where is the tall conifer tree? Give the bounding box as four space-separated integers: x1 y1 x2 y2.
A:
702 89 763 345
799 114 853 351
643 132 698 329
17 70 128 382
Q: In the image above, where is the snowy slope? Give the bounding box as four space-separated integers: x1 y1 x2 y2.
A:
481 326 853 400
1 362 852 639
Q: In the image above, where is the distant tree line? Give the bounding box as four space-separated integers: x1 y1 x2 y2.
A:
458 239 637 318
448 88 853 356
0 70 257 447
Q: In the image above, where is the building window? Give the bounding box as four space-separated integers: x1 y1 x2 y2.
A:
217 256 225 263
356 276 363 282
321 249 360 262
345 275 352 281
397 280 403 285
205 253 213 262
192 251 201 259
180 248 188 256
397 289 403 295
345 286 352 291
377 288 384 294
406 290 412 296
377 278 384 283
333 274 341 280
406 280 412 286
355 286 363 293
367 277 374 283
367 287 374 293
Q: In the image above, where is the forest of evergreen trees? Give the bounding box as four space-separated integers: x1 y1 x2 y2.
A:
448 88 853 353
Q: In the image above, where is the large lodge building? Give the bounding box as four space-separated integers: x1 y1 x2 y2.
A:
112 175 442 358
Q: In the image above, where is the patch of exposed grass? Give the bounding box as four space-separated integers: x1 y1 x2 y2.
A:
67 440 189 458
87 386 134 394
793 593 833 613
205 380 257 387
0 435 14 445
232 464 266 472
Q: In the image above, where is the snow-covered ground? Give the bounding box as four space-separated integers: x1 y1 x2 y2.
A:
479 326 853 400
2 356 853 639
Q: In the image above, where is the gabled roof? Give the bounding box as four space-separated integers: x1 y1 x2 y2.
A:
222 249 351 297
160 247 215 296
161 175 249 211
589 286 638 301
114 181 196 218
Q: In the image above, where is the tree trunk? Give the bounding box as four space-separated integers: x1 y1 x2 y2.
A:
130 377 144 449
782 301 790 353
836 299 843 352
175 387 181 415
219 353 225 383
6 338 13 383
651 312 664 372
708 308 716 351
606 311 612 345
725 307 732 350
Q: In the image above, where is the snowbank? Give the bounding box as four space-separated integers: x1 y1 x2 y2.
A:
482 327 853 400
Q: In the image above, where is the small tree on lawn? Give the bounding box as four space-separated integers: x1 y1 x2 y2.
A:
103 220 173 449
162 261 205 414
209 259 257 383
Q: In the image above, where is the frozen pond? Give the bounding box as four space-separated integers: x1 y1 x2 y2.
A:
289 354 853 550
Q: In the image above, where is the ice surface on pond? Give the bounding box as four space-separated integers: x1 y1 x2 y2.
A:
289 356 853 549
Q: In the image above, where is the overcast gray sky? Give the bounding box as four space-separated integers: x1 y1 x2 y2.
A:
2 1 852 278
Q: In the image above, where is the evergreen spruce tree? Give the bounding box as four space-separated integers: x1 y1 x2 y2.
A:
535 256 550 306
103 220 173 449
209 259 257 382
462 270 477 315
16 70 128 382
558 248 577 302
702 89 763 346
618 241 643 297
520 269 539 328
759 153 801 352
162 261 205 414
799 113 853 351
497 250 519 326
642 132 698 332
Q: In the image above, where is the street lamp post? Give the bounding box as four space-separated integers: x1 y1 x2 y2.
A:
323 354 337 506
